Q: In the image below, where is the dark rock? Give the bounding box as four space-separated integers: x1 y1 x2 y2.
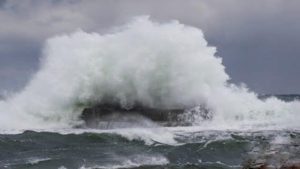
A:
80 104 185 128
280 162 300 169
79 103 213 128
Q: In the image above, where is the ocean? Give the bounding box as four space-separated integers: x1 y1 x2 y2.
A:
0 17 299 169
0 129 299 169
1 108 300 168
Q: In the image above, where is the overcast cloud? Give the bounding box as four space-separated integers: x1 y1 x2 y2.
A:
0 0 300 94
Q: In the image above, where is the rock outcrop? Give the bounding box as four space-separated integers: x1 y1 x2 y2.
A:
80 104 185 128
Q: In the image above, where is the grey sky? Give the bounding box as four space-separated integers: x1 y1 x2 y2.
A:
0 0 299 94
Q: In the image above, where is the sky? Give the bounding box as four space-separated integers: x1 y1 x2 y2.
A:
0 0 299 94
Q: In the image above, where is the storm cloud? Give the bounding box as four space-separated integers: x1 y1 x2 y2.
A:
0 0 300 94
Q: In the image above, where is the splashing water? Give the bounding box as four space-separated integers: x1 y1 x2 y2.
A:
0 16 299 131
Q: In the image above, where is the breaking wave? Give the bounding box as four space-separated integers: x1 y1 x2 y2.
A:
0 16 299 130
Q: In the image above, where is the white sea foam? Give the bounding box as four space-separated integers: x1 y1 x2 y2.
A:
79 154 169 169
27 157 51 165
0 16 299 131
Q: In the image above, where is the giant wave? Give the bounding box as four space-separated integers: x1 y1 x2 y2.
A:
0 16 299 131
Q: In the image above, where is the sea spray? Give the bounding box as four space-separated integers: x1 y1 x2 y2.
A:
0 16 299 130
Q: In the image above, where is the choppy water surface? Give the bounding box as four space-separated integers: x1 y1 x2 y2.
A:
0 129 299 169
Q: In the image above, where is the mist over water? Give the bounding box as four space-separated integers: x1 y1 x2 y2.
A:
0 16 299 131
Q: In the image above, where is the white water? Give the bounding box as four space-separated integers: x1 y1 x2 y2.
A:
79 154 169 169
0 16 299 131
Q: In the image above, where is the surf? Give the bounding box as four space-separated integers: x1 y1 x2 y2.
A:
0 16 299 131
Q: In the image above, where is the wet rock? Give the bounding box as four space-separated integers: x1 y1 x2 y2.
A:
79 103 214 128
280 161 300 169
80 104 185 128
